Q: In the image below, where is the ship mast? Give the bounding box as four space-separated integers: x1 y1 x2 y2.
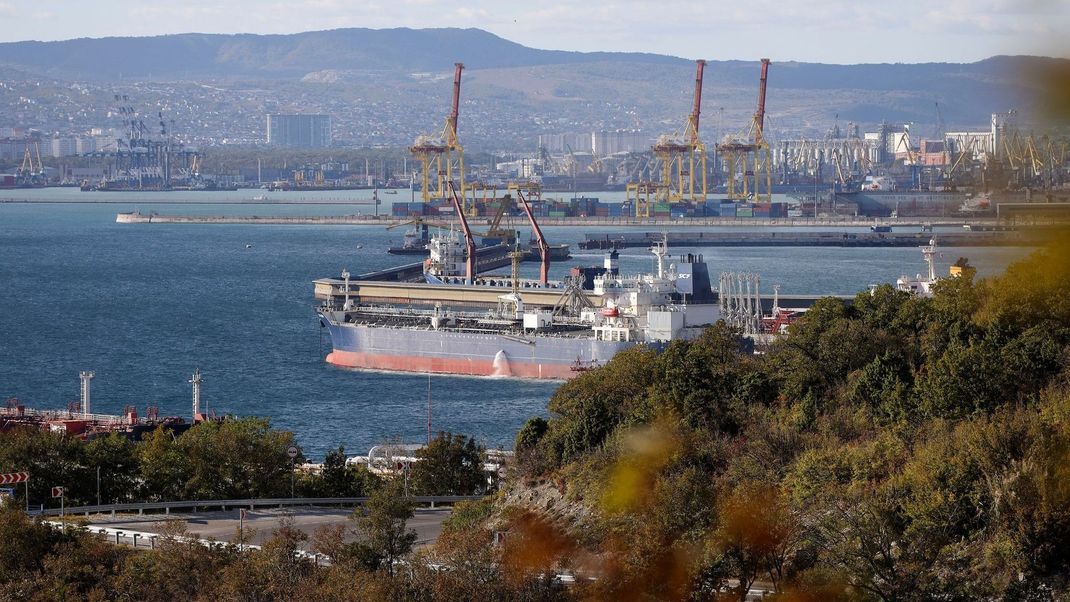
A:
80 371 95 416
189 368 203 421
923 238 937 283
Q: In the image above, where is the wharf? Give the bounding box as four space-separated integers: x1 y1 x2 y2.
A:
579 229 1036 249
116 211 1005 229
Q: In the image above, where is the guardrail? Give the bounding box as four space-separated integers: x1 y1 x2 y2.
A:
36 495 483 517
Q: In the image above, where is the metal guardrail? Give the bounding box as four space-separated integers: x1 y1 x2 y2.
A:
36 495 483 517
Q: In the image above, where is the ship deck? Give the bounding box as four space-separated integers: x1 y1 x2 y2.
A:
331 308 598 338
313 279 583 310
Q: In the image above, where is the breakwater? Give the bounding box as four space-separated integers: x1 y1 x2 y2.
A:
116 210 1002 229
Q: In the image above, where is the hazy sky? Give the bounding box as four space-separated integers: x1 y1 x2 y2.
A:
0 0 1065 63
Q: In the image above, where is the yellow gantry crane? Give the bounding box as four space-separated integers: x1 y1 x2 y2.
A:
630 59 708 217
410 63 467 207
717 58 773 202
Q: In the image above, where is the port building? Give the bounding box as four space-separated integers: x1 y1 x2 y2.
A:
266 114 332 148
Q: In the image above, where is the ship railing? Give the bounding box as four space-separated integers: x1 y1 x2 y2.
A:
0 407 130 423
350 304 505 322
33 495 485 518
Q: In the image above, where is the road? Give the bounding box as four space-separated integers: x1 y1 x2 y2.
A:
80 507 451 549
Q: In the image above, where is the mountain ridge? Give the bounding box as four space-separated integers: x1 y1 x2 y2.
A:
0 28 1063 147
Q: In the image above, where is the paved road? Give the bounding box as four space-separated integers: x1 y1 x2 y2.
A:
83 507 451 549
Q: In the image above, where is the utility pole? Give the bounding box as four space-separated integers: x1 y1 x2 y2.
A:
96 466 101 506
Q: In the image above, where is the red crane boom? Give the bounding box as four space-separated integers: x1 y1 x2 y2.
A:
515 190 550 286
689 59 706 144
446 180 476 284
754 58 771 143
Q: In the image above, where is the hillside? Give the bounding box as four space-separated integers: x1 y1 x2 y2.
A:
0 28 1062 148
0 28 681 80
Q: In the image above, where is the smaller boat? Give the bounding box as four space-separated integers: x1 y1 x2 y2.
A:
245 244 254 249
356 244 364 250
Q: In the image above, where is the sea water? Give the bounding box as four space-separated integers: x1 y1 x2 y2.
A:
0 191 1027 457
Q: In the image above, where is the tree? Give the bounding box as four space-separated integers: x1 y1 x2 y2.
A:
307 446 380 498
84 433 139 504
0 426 88 506
515 416 548 455
136 427 191 501
173 417 298 500
540 345 660 469
409 432 486 496
0 503 67 582
355 479 417 577
515 416 550 477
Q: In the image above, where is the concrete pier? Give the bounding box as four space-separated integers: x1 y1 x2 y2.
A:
116 211 1006 229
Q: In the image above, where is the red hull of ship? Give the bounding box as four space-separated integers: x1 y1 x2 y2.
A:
325 350 577 380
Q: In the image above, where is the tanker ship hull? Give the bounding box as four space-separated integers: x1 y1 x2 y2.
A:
320 319 637 380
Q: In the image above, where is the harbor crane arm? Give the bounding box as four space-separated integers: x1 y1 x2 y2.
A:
446 180 476 284
515 190 550 286
688 59 706 145
754 58 771 145
447 63 464 145
486 195 513 235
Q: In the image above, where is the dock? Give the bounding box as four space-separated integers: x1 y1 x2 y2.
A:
579 229 1038 249
116 211 1008 229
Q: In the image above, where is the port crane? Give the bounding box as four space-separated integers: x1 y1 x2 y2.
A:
16 143 44 186
718 58 773 202
411 63 466 207
515 190 550 286
629 59 708 217
446 180 476 284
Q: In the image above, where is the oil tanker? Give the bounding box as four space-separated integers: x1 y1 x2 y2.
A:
318 242 720 379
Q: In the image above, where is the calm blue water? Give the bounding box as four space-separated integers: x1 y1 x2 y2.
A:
0 193 1028 458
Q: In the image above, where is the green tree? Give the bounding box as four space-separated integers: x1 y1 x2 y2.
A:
83 433 139 505
136 427 191 501
0 426 88 507
174 417 299 499
355 479 417 577
539 345 660 469
409 432 486 496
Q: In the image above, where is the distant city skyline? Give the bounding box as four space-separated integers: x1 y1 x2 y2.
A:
0 0 1065 64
